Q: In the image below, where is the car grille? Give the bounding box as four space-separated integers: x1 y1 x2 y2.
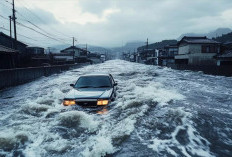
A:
76 100 97 107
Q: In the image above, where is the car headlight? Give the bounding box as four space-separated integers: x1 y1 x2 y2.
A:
63 100 76 106
97 100 109 106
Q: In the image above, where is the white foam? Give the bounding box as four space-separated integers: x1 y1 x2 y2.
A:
148 108 213 157
1 60 225 156
58 111 99 132
81 136 115 157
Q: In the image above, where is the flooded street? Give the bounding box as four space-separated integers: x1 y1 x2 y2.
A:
0 60 232 157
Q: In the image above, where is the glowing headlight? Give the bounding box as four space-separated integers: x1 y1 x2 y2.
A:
63 100 76 106
97 100 109 106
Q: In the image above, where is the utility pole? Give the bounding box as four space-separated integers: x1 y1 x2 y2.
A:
146 38 149 58
9 16 13 48
12 0 17 50
86 43 88 55
73 37 75 47
146 38 148 50
47 47 51 54
72 37 75 62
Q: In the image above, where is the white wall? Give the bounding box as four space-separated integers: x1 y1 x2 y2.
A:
178 45 189 55
178 44 203 55
63 49 81 57
189 44 201 54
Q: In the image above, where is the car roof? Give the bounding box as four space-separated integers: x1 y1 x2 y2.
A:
80 73 111 77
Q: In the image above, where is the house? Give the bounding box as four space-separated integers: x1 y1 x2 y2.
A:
157 45 178 66
175 36 221 65
61 46 87 57
0 44 18 69
27 47 45 55
164 45 178 57
0 32 27 53
87 53 101 64
216 50 232 66
51 53 74 65
137 48 156 64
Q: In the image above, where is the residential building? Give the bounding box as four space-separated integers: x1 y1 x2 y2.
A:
61 46 88 57
137 48 156 64
27 47 45 55
51 53 74 65
157 45 178 66
0 44 18 69
175 36 221 65
0 32 27 53
87 53 101 64
216 50 232 66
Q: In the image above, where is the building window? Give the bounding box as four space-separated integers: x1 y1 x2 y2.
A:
202 45 217 53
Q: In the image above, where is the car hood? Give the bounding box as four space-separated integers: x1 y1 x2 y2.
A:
64 88 113 99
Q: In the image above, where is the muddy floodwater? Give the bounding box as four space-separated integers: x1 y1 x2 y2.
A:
0 60 232 157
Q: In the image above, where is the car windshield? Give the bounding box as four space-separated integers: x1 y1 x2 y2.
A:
74 76 112 88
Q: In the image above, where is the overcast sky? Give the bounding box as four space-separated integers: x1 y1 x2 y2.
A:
1 0 232 48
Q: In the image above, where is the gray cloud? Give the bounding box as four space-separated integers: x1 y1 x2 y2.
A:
17 7 59 25
2 0 232 47
78 0 114 15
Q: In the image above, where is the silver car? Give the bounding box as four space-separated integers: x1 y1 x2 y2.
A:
63 74 117 107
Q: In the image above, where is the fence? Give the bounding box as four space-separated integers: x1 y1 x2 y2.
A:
0 64 86 90
168 64 232 77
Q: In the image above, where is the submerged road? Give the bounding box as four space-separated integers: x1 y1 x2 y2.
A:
0 60 232 157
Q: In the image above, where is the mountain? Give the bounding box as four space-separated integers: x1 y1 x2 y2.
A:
207 28 232 39
178 28 232 40
137 40 178 51
50 44 111 54
213 32 232 43
111 41 145 53
82 45 111 54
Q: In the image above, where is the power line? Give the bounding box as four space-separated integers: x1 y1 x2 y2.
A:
1 14 70 44
17 0 73 39
16 11 71 42
0 26 37 41
1 15 69 46
16 21 69 44
0 15 9 21
0 1 11 9
4 0 12 5
0 26 64 47
1 0 76 46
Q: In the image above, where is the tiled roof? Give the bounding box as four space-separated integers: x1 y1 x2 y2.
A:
61 46 85 52
217 50 232 58
179 36 220 45
184 39 220 44
0 32 27 46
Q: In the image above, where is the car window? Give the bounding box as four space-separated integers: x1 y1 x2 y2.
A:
75 76 112 88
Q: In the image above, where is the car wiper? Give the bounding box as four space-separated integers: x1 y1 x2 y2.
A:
94 86 111 88
78 86 94 88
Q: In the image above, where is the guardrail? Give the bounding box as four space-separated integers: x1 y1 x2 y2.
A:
0 64 87 90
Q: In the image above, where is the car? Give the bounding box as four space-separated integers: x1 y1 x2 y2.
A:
63 74 117 107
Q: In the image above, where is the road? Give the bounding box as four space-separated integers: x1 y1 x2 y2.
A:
0 60 232 157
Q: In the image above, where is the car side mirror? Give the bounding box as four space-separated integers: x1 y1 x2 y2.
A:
114 83 118 86
70 84 75 87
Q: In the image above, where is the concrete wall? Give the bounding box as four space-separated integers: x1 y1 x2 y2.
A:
0 64 84 90
178 45 189 55
168 64 232 77
188 53 216 65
